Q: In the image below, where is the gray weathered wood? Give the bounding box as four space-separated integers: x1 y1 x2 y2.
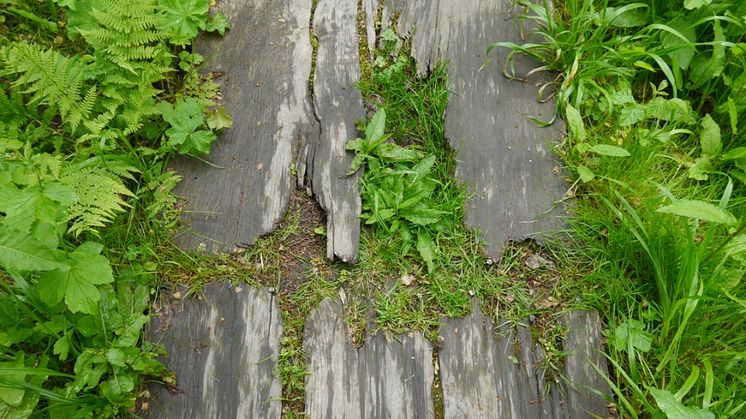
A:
304 299 434 418
385 0 567 258
438 305 610 418
298 0 365 263
562 310 611 418
172 0 317 252
364 0 378 59
147 283 282 418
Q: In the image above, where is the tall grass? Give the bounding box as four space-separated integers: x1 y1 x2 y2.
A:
491 0 746 416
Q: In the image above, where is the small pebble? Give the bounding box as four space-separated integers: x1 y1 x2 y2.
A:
268 287 276 294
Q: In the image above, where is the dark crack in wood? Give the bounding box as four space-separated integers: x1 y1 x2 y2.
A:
300 0 366 262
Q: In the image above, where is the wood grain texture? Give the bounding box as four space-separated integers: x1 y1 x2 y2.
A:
172 0 317 252
562 310 612 418
299 0 365 263
304 299 434 418
146 283 282 418
385 0 567 258
438 305 610 418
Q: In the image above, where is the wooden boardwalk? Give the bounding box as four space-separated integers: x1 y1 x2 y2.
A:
148 286 610 418
149 0 611 417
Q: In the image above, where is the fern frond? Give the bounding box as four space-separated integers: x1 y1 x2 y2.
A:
60 166 134 236
2 42 96 133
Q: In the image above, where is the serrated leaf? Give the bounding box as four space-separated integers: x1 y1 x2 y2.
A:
204 12 230 35
3 183 76 233
416 230 436 274
206 106 232 131
0 225 68 272
53 335 72 361
682 0 712 10
377 144 422 161
657 199 736 225
700 115 721 156
650 388 714 419
577 165 595 183
612 320 652 353
609 87 635 105
159 0 210 44
565 104 586 141
619 104 645 126
590 144 631 157
37 245 114 314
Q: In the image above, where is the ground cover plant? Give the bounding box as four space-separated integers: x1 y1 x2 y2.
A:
491 0 746 416
0 0 229 416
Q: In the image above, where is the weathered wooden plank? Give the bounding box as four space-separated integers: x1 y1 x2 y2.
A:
385 0 566 258
172 0 317 252
438 306 610 418
298 0 365 263
561 310 611 418
363 0 378 59
304 299 434 418
146 283 282 418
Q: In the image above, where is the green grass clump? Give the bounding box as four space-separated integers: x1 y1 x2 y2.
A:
491 0 746 416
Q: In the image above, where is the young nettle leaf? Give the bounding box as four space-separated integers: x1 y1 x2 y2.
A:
206 106 233 131
37 242 114 314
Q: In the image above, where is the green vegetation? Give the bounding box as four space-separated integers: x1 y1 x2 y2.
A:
491 0 746 416
0 0 229 416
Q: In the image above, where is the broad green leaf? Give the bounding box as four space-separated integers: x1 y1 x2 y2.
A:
53 335 72 361
687 157 712 181
565 104 586 141
727 98 738 135
604 6 648 28
683 0 712 10
402 207 443 226
204 13 230 35
619 104 645 126
411 156 436 177
722 147 746 161
657 199 736 225
611 320 652 353
179 130 216 155
365 109 386 143
590 144 631 157
37 244 114 314
416 230 436 274
206 106 233 131
577 165 595 183
609 87 635 105
0 225 68 272
348 155 366 175
0 353 25 407
159 0 210 45
650 388 714 419
377 144 422 162
3 183 76 233
700 115 721 156
661 17 697 70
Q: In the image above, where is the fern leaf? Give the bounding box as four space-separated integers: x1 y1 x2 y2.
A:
60 167 134 236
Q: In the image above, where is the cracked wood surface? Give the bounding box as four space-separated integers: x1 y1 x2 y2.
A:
385 0 567 258
297 0 365 263
303 299 435 418
438 306 610 418
172 0 317 253
146 283 282 418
